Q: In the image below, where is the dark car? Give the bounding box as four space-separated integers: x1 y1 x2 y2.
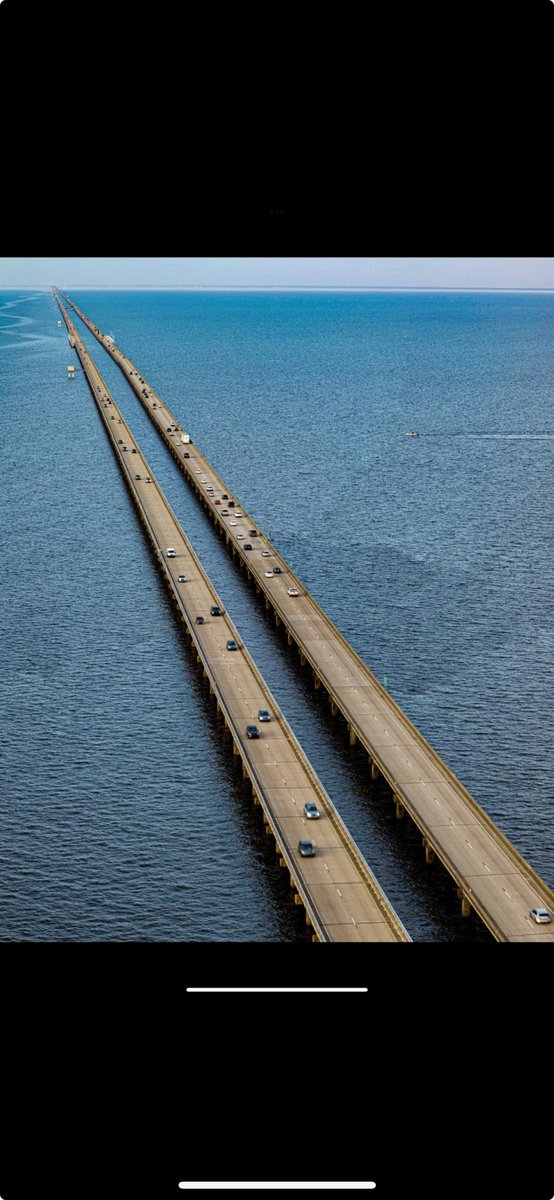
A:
249 529 258 537
221 494 228 500
135 474 141 480
210 604 223 616
184 452 190 458
243 543 252 551
195 615 204 625
258 709 271 722
228 501 235 508
246 725 260 739
273 567 282 574
118 439 123 444
298 839 315 857
226 639 238 651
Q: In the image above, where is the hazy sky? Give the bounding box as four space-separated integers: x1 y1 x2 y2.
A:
1 257 553 289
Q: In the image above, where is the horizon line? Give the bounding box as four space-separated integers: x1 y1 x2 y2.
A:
4 285 554 294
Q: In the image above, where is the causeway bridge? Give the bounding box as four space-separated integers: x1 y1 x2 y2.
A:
56 290 554 942
55 292 410 943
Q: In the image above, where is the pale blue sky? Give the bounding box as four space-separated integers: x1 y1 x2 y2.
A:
1 257 553 289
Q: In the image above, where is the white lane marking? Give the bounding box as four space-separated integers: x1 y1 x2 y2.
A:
337 889 342 898
503 889 512 899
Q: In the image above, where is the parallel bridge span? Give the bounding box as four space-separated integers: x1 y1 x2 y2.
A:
55 292 410 943
58 288 554 942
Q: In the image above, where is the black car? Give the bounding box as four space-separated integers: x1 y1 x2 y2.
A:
226 639 238 651
228 501 235 508
243 543 252 551
273 567 282 574
195 615 204 625
249 529 258 537
184 452 190 458
210 604 223 616
246 725 260 739
221 494 228 500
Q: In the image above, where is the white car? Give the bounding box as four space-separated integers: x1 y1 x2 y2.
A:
262 550 271 558
230 521 237 526
530 908 551 924
222 509 229 516
166 548 176 558
265 570 274 578
288 587 299 596
234 511 243 518
237 533 244 539
177 574 186 583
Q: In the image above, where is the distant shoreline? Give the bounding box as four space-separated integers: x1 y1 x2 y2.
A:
3 286 554 294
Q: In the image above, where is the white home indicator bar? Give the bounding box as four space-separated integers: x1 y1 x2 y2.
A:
178 1185 376 1191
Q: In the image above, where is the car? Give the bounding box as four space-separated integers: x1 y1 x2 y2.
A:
304 801 320 819
183 451 190 458
210 604 223 616
244 543 252 551
111 415 116 419
135 474 141 480
258 709 271 722
214 499 221 505
249 529 258 537
228 501 235 508
167 427 172 432
298 839 315 857
222 494 228 500
288 587 299 596
118 439 124 444
222 509 229 516
230 521 237 526
178 574 186 582
145 476 152 483
122 446 128 451
167 548 176 558
195 615 204 625
262 550 271 558
235 511 243 518
265 571 274 578
201 478 207 483
226 639 238 651
237 533 245 539
530 908 552 924
195 470 202 475
273 566 282 574
246 725 260 739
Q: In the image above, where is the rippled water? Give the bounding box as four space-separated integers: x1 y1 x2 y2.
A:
1 288 553 941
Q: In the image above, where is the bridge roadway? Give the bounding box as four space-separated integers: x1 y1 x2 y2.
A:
55 294 410 944
57 289 554 942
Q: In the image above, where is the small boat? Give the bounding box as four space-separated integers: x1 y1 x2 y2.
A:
404 431 419 437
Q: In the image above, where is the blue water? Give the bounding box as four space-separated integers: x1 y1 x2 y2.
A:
1 288 553 941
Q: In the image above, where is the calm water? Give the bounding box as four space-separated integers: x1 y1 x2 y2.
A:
1 289 553 941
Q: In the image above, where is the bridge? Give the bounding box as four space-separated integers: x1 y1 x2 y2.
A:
55 292 410 944
56 288 554 942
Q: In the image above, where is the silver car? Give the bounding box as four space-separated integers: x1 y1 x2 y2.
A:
530 908 551 924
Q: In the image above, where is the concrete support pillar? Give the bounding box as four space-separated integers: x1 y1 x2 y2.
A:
242 760 249 780
371 761 380 781
331 701 338 717
394 796 405 819
348 725 357 747
423 837 435 864
305 912 312 928
265 596 271 610
300 653 306 667
287 630 293 646
279 857 287 868
253 793 261 806
275 613 281 627
256 583 260 595
290 875 296 888
247 570 251 581
313 673 321 690
461 895 472 918
233 742 240 757
294 893 304 906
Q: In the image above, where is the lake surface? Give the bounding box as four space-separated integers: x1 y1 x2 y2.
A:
1 288 552 941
